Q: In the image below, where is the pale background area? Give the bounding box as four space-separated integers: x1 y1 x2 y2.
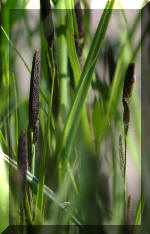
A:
26 0 148 9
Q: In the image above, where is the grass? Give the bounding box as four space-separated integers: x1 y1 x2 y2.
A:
0 0 147 232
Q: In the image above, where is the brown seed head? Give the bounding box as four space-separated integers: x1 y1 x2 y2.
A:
123 102 130 136
29 50 40 143
18 131 27 205
123 62 135 104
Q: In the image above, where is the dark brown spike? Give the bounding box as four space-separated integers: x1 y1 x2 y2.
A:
29 50 40 143
122 62 135 136
123 102 130 136
40 0 54 47
18 131 27 207
123 62 135 104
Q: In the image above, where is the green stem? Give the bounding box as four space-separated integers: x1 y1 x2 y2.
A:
30 131 35 176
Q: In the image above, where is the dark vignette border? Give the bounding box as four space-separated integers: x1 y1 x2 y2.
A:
3 3 150 233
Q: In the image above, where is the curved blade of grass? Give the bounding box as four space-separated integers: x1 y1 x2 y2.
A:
57 0 115 163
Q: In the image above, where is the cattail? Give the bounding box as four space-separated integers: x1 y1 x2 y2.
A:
122 62 135 136
18 131 27 202
40 0 54 47
123 62 135 105
123 101 130 136
29 50 40 143
18 131 27 226
108 45 116 84
119 135 124 176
